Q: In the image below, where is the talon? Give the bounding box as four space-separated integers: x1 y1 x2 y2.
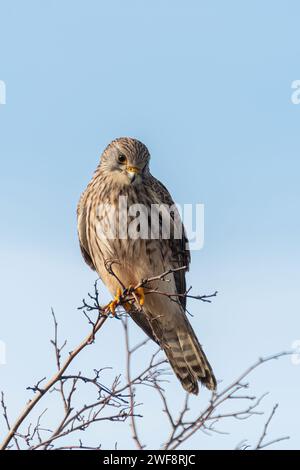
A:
135 287 145 306
104 288 122 316
106 286 144 313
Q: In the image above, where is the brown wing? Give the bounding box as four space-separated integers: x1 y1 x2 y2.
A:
129 306 159 344
149 176 191 310
77 196 96 271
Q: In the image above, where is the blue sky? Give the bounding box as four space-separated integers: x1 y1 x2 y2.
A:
0 0 299 449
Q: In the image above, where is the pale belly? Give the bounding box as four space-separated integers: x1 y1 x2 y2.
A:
92 203 173 297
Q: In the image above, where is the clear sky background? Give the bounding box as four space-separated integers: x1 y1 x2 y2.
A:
0 0 299 450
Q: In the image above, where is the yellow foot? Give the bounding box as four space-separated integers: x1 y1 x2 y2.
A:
104 288 122 316
134 287 145 307
104 286 145 315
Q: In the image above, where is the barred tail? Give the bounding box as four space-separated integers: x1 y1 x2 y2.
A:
163 323 216 395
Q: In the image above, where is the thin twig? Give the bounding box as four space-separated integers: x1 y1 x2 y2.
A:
123 317 144 449
0 314 107 450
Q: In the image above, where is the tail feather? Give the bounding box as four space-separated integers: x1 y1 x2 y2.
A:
134 305 217 395
163 323 216 395
163 339 199 394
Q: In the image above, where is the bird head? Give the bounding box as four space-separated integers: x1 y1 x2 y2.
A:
99 137 151 185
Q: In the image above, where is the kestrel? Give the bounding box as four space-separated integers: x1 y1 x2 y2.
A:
77 137 216 394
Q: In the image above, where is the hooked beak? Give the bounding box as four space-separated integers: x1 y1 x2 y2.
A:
126 166 140 183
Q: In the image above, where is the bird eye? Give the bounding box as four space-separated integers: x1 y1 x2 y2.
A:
118 154 127 164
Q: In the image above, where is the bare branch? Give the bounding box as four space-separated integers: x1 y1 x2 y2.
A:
0 266 291 451
0 312 107 450
255 404 290 450
123 317 144 450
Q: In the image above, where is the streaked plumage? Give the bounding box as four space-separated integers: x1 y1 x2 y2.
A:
77 137 216 394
